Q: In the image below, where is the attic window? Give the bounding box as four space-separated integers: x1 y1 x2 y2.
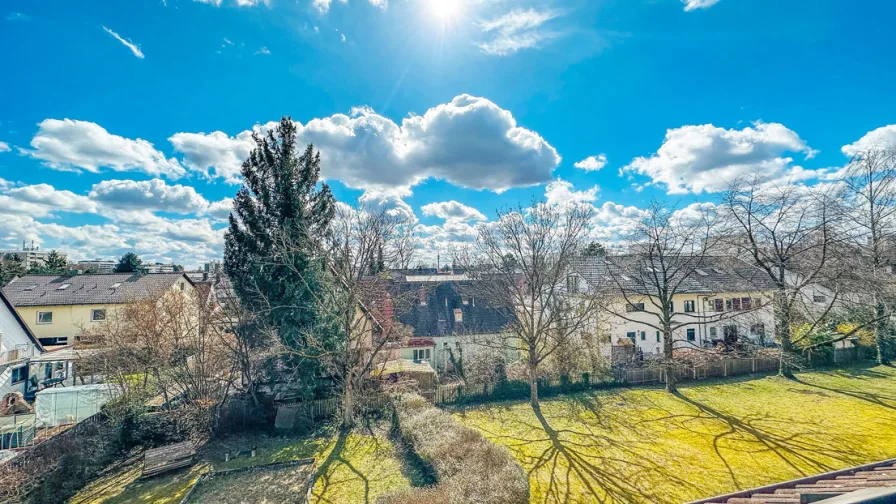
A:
110 283 122 289
711 268 725 274
695 269 708 276
57 284 71 290
23 284 38 291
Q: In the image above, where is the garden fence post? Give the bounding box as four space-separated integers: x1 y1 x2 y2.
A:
723 360 728 377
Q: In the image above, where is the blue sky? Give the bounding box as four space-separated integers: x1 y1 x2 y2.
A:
1 0 895 267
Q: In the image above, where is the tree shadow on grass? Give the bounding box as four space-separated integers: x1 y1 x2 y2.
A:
470 398 697 504
311 429 372 504
667 390 870 489
791 373 896 410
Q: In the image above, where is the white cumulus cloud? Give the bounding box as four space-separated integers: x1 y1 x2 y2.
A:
25 118 186 178
171 95 560 193
0 142 10 153
574 154 607 171
544 178 599 207
89 179 209 214
621 121 818 195
421 201 486 222
842 124 896 157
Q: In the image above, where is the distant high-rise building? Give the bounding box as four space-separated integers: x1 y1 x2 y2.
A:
0 241 67 268
204 260 223 276
76 259 117 273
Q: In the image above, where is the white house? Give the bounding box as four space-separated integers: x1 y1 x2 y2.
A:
0 290 44 397
570 255 778 359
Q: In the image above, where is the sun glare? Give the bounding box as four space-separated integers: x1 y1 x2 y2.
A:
430 0 462 22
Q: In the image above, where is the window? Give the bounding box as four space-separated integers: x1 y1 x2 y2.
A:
732 298 742 311
110 282 122 289
742 297 752 310
640 331 646 341
11 366 26 384
56 283 71 290
751 323 766 337
754 298 763 308
625 303 645 312
23 284 38 291
686 328 696 341
813 294 826 303
91 309 107 322
179 282 186 291
695 268 708 276
413 348 431 361
37 311 53 325
656 331 661 342
566 275 580 294
683 300 696 313
714 298 724 312
709 327 717 338
626 331 637 342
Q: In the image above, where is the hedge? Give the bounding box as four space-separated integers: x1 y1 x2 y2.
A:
380 394 529 504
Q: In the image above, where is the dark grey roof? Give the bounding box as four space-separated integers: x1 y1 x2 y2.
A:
2 273 192 307
573 255 778 296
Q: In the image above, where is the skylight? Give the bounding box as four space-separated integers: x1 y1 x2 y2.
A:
57 284 71 290
111 283 122 289
24 284 38 291
695 269 708 276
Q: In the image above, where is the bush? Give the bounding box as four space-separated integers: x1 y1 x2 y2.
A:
381 394 529 504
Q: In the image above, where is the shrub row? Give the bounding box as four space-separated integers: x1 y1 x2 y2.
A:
381 394 529 504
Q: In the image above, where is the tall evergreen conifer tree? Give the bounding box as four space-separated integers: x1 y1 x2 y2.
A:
224 117 337 396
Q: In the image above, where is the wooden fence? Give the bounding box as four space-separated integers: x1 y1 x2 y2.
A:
273 349 869 424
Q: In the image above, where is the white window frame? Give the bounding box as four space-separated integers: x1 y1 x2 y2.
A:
91 309 107 322
37 311 53 325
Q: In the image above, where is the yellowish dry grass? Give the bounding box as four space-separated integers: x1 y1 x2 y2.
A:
455 366 896 504
71 427 411 504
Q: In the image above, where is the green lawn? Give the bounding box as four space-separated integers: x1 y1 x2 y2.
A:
455 365 896 504
71 425 412 504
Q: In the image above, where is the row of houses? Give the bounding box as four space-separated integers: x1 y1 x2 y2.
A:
0 253 860 399
0 273 196 398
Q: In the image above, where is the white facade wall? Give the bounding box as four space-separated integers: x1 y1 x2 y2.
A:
0 299 41 395
603 291 776 357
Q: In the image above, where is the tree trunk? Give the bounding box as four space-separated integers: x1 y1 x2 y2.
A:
342 378 355 429
528 360 539 409
774 290 795 379
663 328 676 393
875 298 890 365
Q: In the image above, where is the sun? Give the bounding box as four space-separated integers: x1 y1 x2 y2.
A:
429 0 462 22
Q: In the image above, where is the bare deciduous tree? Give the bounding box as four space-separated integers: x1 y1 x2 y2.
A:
842 146 896 364
590 201 767 393
79 288 235 424
272 205 417 428
464 202 597 408
722 179 850 377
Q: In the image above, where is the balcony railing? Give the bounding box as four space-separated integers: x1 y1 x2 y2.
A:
0 347 35 365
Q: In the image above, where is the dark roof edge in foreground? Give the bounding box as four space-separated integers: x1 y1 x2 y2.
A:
685 457 896 504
